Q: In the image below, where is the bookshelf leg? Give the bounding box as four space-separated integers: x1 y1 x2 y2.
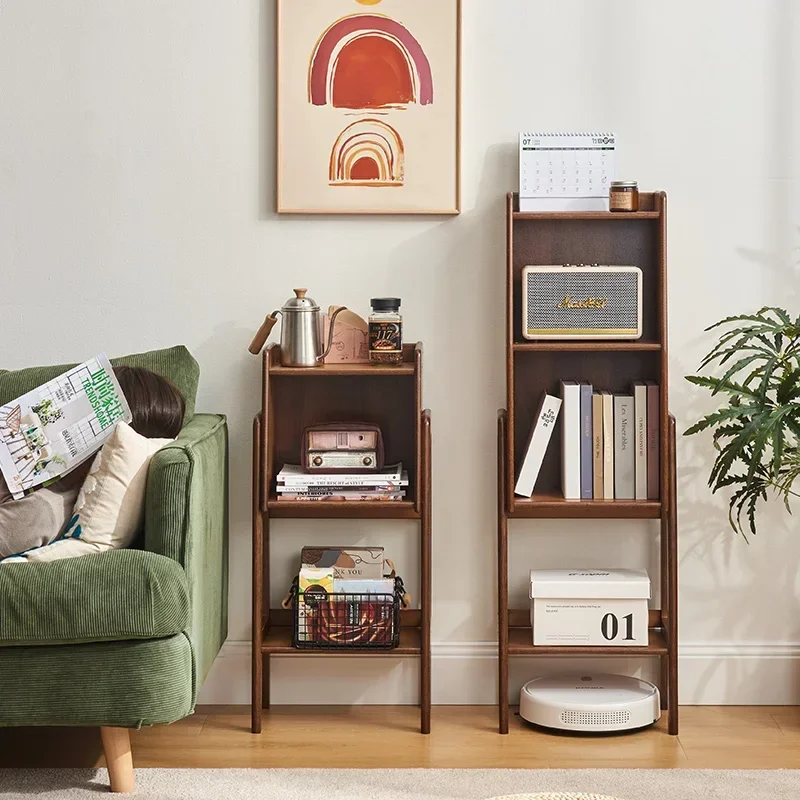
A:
497 410 509 734
251 416 264 734
660 655 668 711
420 410 432 734
667 415 679 735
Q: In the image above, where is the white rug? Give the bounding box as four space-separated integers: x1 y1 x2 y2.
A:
1 768 798 799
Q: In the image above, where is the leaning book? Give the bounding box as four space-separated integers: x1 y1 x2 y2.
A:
0 354 131 499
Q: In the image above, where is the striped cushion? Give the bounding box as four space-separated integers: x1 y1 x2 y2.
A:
0 549 189 645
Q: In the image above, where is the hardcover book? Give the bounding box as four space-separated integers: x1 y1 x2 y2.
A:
647 382 660 500
634 382 648 500
514 392 562 498
580 383 593 499
560 380 581 500
614 395 635 500
601 391 614 499
592 393 604 499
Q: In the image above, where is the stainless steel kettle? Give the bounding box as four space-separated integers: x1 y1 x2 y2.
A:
249 289 346 367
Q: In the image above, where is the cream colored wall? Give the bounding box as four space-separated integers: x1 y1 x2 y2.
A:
1 0 799 704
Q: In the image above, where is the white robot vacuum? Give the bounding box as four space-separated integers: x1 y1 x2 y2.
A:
519 673 660 732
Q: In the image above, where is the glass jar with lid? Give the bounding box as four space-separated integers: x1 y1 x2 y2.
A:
369 298 403 365
609 181 639 212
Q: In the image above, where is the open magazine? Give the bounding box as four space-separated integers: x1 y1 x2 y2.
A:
0 354 131 499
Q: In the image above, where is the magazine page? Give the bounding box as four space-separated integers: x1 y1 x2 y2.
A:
0 354 132 499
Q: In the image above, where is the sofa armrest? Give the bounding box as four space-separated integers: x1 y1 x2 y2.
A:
145 413 228 687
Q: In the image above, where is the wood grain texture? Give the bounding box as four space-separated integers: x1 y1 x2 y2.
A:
499 192 677 734
253 343 432 733
8 707 800 771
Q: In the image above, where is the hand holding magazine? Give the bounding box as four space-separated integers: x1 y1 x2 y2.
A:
0 354 131 499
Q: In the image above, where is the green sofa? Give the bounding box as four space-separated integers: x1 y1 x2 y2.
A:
0 346 228 792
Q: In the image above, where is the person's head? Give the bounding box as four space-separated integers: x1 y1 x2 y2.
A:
113 366 185 439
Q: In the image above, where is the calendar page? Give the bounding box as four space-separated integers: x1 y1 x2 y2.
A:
519 132 616 212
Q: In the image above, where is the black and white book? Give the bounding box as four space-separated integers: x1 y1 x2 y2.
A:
515 392 562 498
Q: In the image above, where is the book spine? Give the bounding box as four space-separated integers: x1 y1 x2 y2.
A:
614 395 635 500
580 383 593 499
561 381 581 500
647 383 661 500
592 393 603 499
634 383 648 500
602 392 614 499
514 393 562 497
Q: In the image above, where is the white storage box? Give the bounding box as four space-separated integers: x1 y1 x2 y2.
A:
530 568 650 646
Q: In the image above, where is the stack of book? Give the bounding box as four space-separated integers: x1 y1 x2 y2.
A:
276 463 409 502
515 381 660 501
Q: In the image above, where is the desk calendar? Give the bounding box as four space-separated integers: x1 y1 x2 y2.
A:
519 132 616 212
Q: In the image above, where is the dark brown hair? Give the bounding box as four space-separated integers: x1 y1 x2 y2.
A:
113 366 185 439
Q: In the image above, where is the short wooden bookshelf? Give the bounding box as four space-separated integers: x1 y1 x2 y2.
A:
497 192 678 734
252 343 432 734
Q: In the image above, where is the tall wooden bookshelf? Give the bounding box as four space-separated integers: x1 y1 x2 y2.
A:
252 342 432 735
497 192 678 734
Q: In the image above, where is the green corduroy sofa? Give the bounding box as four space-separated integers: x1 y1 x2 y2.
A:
0 346 228 792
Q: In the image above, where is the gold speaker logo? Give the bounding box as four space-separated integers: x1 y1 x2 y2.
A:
557 296 609 309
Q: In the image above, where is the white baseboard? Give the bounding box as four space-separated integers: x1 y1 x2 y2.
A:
197 640 800 706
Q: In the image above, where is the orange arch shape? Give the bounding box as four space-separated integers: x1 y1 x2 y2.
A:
329 120 405 186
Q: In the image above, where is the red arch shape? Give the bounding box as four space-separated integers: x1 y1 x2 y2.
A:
310 15 433 107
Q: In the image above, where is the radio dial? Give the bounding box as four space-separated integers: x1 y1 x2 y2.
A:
363 456 373 466
313 456 323 467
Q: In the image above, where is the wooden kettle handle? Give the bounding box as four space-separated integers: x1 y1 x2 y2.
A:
248 314 279 355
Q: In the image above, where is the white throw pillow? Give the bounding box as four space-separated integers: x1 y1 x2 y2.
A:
60 421 173 550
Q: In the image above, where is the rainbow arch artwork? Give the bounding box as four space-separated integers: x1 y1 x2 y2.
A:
329 119 405 186
309 14 433 109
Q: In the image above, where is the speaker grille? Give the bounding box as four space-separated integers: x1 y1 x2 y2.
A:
560 709 631 727
525 270 639 333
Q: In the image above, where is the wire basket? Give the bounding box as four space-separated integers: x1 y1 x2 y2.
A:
288 576 406 650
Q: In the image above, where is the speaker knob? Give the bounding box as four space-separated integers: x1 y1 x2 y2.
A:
363 456 373 466
313 456 323 467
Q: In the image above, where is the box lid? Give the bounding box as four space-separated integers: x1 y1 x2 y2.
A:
529 568 651 599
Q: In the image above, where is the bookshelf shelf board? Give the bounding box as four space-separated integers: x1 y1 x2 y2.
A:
267 496 420 519
270 362 415 377
513 342 662 353
510 494 661 519
513 210 661 221
507 626 668 656
262 624 422 656
268 343 418 377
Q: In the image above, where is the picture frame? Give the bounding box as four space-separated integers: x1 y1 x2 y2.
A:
276 0 461 215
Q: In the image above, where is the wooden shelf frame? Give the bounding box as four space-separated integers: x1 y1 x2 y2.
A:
497 191 678 735
252 342 432 734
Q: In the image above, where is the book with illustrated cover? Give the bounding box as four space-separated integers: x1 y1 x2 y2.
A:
0 354 131 499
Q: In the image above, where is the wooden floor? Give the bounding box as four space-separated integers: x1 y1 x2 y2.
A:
2 706 800 770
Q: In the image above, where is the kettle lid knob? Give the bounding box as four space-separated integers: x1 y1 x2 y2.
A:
294 288 308 298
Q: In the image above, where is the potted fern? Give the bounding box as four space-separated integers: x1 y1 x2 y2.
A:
685 307 800 538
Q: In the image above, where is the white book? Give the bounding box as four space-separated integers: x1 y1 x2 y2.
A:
560 380 581 500
278 463 407 487
514 392 562 498
614 395 635 500
633 383 648 501
601 392 614 500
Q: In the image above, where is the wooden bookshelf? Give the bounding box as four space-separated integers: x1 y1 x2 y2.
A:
497 192 678 735
252 342 432 734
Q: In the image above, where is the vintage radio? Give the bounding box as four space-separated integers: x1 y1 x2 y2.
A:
522 265 643 340
301 422 384 472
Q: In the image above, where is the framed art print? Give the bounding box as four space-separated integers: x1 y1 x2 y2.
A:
277 0 461 215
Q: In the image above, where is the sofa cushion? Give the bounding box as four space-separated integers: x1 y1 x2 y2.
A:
0 549 189 646
0 634 193 727
0 345 199 424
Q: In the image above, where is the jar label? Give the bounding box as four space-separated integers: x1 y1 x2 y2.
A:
609 192 634 210
369 321 402 354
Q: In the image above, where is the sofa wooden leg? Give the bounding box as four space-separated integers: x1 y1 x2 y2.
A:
100 727 135 793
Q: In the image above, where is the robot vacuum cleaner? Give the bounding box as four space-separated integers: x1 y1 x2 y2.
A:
519 673 660 732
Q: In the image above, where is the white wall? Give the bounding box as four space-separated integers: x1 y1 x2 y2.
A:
2 1 799 705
